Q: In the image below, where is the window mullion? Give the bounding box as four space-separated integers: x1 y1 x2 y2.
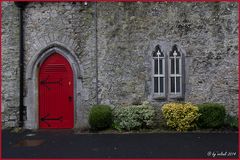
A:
174 56 177 94
158 55 160 94
163 58 165 95
180 57 182 94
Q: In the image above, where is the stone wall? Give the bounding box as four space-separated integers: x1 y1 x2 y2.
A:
1 2 20 128
97 2 238 115
23 2 97 128
1 2 238 128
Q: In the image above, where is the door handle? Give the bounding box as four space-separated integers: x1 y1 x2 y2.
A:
68 96 72 102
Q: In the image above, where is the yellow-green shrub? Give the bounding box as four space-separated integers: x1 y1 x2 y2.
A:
162 102 200 131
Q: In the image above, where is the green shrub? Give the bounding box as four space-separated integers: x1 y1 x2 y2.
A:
197 103 226 128
113 101 155 131
88 104 112 130
162 102 200 131
225 115 238 130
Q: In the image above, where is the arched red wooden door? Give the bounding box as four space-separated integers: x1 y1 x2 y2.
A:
39 53 74 129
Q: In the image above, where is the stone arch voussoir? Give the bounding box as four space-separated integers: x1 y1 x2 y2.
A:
24 43 84 129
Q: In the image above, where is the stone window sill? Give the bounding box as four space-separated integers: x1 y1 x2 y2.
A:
152 94 183 101
168 94 183 100
152 94 166 100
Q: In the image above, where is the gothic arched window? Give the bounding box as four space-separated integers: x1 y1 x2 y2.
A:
152 45 165 97
169 45 182 97
152 44 184 99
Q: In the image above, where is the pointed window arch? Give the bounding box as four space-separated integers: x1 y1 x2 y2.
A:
152 44 184 99
152 45 165 97
169 45 183 97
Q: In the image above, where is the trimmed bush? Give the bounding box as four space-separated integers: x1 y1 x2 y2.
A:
162 102 200 131
197 103 226 128
113 101 155 131
225 114 238 130
88 104 112 130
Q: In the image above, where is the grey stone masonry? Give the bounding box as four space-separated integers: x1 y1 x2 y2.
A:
2 2 20 128
1 2 238 129
97 2 238 116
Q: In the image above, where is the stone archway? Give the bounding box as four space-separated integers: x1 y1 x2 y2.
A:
24 43 83 129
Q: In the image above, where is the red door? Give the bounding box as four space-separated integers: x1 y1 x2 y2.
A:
39 53 74 129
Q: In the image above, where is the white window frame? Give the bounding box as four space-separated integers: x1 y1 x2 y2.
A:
168 49 182 98
152 48 165 98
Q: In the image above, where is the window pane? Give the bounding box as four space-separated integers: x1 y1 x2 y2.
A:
159 52 164 57
170 77 175 93
176 58 180 74
154 59 158 74
176 51 181 57
176 77 181 93
153 52 157 57
160 77 164 93
159 59 163 74
171 59 175 74
154 77 158 93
